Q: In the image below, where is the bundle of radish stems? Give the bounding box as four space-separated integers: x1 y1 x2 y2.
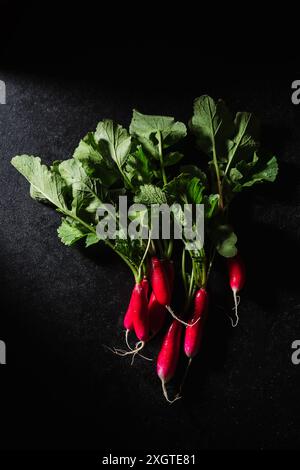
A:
11 95 278 403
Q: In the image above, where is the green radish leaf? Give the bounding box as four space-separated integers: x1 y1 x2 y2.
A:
58 159 103 218
164 151 184 167
215 225 238 258
226 112 260 166
164 173 205 204
94 120 132 169
229 154 278 192
163 173 190 200
59 158 90 186
85 232 100 247
11 155 69 210
128 206 148 224
129 109 186 159
114 238 145 271
203 194 219 218
134 184 167 205
57 218 87 246
50 160 62 174
186 177 205 204
29 184 50 203
189 95 234 157
180 165 207 186
73 132 119 187
125 145 154 186
58 219 100 248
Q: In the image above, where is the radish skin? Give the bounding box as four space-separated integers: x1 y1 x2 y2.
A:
123 282 149 342
131 283 149 341
227 253 245 327
164 259 175 289
116 282 150 361
148 293 167 336
150 257 171 306
123 285 140 350
123 286 135 333
157 320 182 403
149 260 174 336
141 276 149 300
184 288 208 358
150 258 199 327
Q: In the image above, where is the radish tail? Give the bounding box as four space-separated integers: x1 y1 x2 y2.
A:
165 305 201 327
229 290 240 328
113 340 145 356
130 341 153 365
125 329 132 350
113 341 152 364
161 380 182 404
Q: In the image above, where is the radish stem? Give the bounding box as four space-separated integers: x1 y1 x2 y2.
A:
182 248 188 296
157 131 167 186
206 248 216 282
166 239 173 259
137 230 152 282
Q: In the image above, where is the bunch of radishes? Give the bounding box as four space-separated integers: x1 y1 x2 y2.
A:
118 253 245 403
12 95 277 403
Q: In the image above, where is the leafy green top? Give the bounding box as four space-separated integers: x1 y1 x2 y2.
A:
11 97 278 271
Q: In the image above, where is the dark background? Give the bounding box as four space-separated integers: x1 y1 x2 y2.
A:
1 1 300 454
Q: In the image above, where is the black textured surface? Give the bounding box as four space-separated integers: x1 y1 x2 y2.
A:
1 47 300 450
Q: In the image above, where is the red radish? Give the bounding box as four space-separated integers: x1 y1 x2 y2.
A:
184 288 208 358
227 253 245 327
151 258 198 328
123 284 138 350
131 283 149 342
148 293 167 336
141 276 149 300
164 259 175 288
115 282 150 362
150 257 171 306
124 305 134 332
149 260 174 336
157 320 182 403
123 282 149 341
123 286 136 332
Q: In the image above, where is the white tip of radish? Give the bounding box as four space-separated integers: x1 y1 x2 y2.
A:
229 290 240 328
125 329 132 350
161 380 182 404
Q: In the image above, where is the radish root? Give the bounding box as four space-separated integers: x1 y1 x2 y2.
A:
113 341 153 364
125 329 132 350
161 380 182 404
228 290 241 327
124 331 153 363
165 305 201 328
